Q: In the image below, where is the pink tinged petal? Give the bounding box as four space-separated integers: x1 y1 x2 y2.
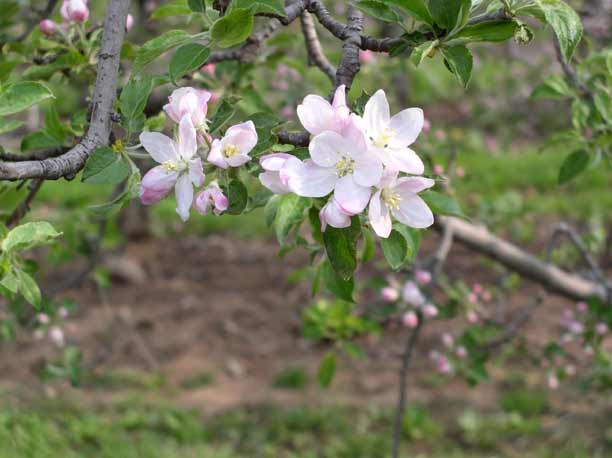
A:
363 89 390 138
188 158 205 187
392 193 434 229
334 175 371 215
368 189 392 238
211 187 229 212
278 156 302 186
394 176 435 194
350 126 383 187
224 121 258 154
260 153 293 171
193 190 212 215
286 160 337 198
139 166 178 205
139 132 179 163
332 84 347 109
178 115 197 160
297 95 336 135
175 174 194 222
61 1 70 20
259 171 290 194
320 199 351 231
207 140 227 168
383 147 425 175
389 107 424 147
309 131 344 167
163 102 180 124
226 153 251 168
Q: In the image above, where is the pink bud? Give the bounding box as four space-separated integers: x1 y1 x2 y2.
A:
481 291 492 302
381 287 399 302
125 14 134 32
436 356 451 374
467 293 478 304
281 105 293 121
441 333 454 348
433 164 444 175
455 166 465 178
472 283 483 295
595 322 608 336
61 0 89 23
33 329 45 340
456 346 467 358
466 311 478 324
422 118 431 134
576 301 588 313
194 185 228 216
359 50 375 64
39 19 57 35
547 374 559 390
423 304 438 318
37 313 50 324
402 281 425 307
202 63 215 75
414 270 431 286
562 308 573 320
58 307 69 318
568 321 583 335
434 129 446 141
402 311 419 329
49 326 65 347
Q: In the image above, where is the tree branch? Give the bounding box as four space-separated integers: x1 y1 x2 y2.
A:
0 0 130 181
335 6 363 91
300 11 336 82
6 179 44 228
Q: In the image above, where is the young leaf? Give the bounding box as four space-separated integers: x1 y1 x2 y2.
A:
17 270 41 309
188 0 206 13
383 0 433 24
323 217 361 281
0 270 19 294
318 351 337 388
1 222 61 253
208 98 237 133
531 74 572 99
420 190 466 218
441 45 473 88
274 194 310 243
210 8 254 48
350 0 402 23
427 0 471 31
558 149 589 184
151 0 191 18
0 118 23 135
380 229 408 270
411 40 439 67
133 30 193 72
0 81 54 117
453 20 518 42
169 43 210 84
229 0 286 16
82 147 129 184
322 260 354 302
120 76 154 121
225 180 249 215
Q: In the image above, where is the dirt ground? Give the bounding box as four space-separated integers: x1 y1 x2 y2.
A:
0 231 610 434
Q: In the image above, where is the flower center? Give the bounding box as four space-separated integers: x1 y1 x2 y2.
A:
223 143 239 158
382 188 402 209
162 159 187 173
335 156 355 177
372 128 397 148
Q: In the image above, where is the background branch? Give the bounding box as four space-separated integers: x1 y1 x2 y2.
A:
300 11 336 82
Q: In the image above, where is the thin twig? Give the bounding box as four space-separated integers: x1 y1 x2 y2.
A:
300 11 336 82
6 179 44 228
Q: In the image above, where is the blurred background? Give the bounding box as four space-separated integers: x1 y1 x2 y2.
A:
0 0 611 457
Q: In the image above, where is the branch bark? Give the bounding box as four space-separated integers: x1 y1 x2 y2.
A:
0 0 130 181
300 11 336 82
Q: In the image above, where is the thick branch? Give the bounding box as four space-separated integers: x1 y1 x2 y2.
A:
435 216 610 303
335 7 363 90
300 11 336 82
0 148 67 162
0 0 130 181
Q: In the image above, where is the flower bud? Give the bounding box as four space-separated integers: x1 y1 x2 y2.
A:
125 14 134 32
381 287 399 302
39 19 57 35
402 281 425 307
61 0 89 23
423 304 438 318
414 270 431 286
402 311 419 329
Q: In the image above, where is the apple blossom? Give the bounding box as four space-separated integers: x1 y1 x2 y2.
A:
125 14 134 32
381 286 399 302
358 89 425 174
472 283 483 294
595 322 608 336
414 269 432 286
402 281 425 307
61 0 89 23
467 292 478 303
37 313 50 324
466 310 478 323
296 85 351 136
202 63 215 74
194 184 228 216
49 326 65 347
568 321 583 334
163 87 212 130
258 153 302 195
402 311 418 328
423 304 438 318
433 164 444 175
441 333 454 348
319 199 352 231
455 166 465 178
547 374 559 390
456 346 467 358
287 120 382 215
207 121 258 169
576 301 588 313
565 364 576 376
368 171 434 238
139 116 205 221
39 19 57 35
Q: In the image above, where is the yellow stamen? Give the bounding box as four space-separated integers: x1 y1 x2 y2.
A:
335 156 355 177
373 128 397 148
382 188 402 210
223 144 239 158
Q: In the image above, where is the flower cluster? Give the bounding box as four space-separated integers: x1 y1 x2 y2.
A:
258 86 434 238
39 0 133 35
139 87 257 221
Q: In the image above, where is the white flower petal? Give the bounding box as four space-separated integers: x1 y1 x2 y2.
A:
178 115 197 160
286 160 337 198
368 189 392 238
139 132 178 164
392 194 434 228
175 173 194 222
334 175 371 215
389 107 424 147
363 89 390 139
309 131 344 167
297 95 335 136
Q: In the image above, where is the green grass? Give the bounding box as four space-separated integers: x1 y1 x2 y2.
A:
0 398 608 458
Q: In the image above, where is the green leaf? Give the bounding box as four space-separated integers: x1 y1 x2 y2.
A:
210 8 254 48
0 81 54 117
2 221 61 253
17 270 41 309
531 74 572 99
0 118 23 134
264 195 281 227
274 194 310 243
322 261 354 302
82 147 129 184
318 351 336 388
558 149 589 184
350 0 402 23
208 97 237 133
453 20 518 42
427 0 471 31
133 30 193 72
0 270 19 294
410 40 438 67
393 225 421 262
519 0 582 62
229 0 286 16
421 190 466 218
441 45 473 87
151 0 191 19
90 161 141 218
380 230 408 270
323 217 361 281
20 131 61 152
225 179 248 215
169 43 210 85
188 0 206 13
384 0 433 24
120 76 154 122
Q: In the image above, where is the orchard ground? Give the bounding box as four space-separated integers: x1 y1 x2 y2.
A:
1 147 611 457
